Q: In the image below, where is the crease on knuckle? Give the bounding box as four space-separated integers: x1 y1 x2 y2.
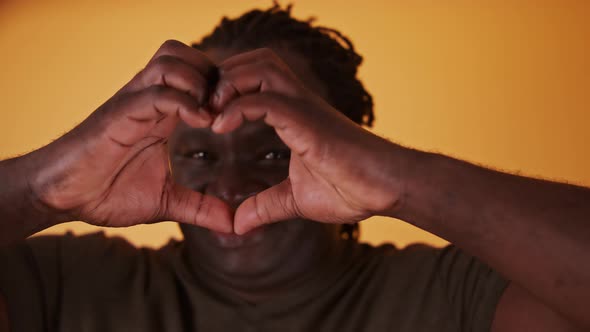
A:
146 84 169 98
147 56 175 81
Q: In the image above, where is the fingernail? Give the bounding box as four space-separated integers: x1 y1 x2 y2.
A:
212 112 223 131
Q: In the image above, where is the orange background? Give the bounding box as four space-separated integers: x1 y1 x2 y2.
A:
1 0 588 249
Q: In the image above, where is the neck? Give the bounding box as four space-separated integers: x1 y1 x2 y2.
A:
182 227 350 304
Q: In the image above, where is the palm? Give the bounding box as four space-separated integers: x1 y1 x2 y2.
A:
30 40 232 232
77 137 171 227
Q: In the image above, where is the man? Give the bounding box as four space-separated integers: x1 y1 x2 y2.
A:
0 4 588 332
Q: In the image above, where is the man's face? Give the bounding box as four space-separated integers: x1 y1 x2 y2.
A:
167 47 340 280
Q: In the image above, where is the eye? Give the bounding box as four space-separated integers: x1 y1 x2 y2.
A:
183 151 213 161
262 150 291 161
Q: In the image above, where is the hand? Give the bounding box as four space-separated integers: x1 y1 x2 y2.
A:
211 48 404 234
28 40 232 232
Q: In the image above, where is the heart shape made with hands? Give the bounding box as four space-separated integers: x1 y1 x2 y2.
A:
118 41 384 235
195 50 330 235
183 47 395 236
29 41 393 239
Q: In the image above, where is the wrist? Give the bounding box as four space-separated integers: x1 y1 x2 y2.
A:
377 141 434 220
23 149 75 225
0 153 67 237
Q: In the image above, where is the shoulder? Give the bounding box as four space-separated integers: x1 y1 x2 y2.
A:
27 232 137 271
342 241 448 298
351 242 507 331
359 242 497 277
354 241 446 273
25 232 183 282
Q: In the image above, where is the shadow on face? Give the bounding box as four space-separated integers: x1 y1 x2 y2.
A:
167 47 343 280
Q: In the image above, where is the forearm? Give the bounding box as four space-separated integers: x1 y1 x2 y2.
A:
387 147 590 327
0 155 63 246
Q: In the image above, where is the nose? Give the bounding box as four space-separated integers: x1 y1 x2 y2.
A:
206 165 267 211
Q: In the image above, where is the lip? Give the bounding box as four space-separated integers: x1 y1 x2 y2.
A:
210 227 266 249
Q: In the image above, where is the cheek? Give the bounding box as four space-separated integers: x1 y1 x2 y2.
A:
170 160 212 190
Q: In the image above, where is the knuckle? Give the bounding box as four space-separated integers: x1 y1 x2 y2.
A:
160 39 184 52
149 55 176 72
152 54 179 67
144 84 169 99
151 40 185 61
149 56 206 90
138 57 174 87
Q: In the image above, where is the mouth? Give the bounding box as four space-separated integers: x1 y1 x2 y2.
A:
210 227 267 249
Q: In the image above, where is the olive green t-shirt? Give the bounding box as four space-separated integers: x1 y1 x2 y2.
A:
0 232 507 332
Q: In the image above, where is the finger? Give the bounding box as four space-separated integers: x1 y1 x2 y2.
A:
163 183 233 233
211 93 317 156
105 86 212 149
133 55 211 104
209 49 266 111
217 48 286 73
148 40 216 79
234 178 298 235
213 48 301 110
124 40 217 102
217 48 270 71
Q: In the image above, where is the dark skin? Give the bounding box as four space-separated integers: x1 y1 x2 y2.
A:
169 48 347 302
171 121 345 299
0 40 588 331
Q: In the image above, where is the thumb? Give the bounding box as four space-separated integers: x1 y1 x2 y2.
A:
163 183 233 233
234 178 300 235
